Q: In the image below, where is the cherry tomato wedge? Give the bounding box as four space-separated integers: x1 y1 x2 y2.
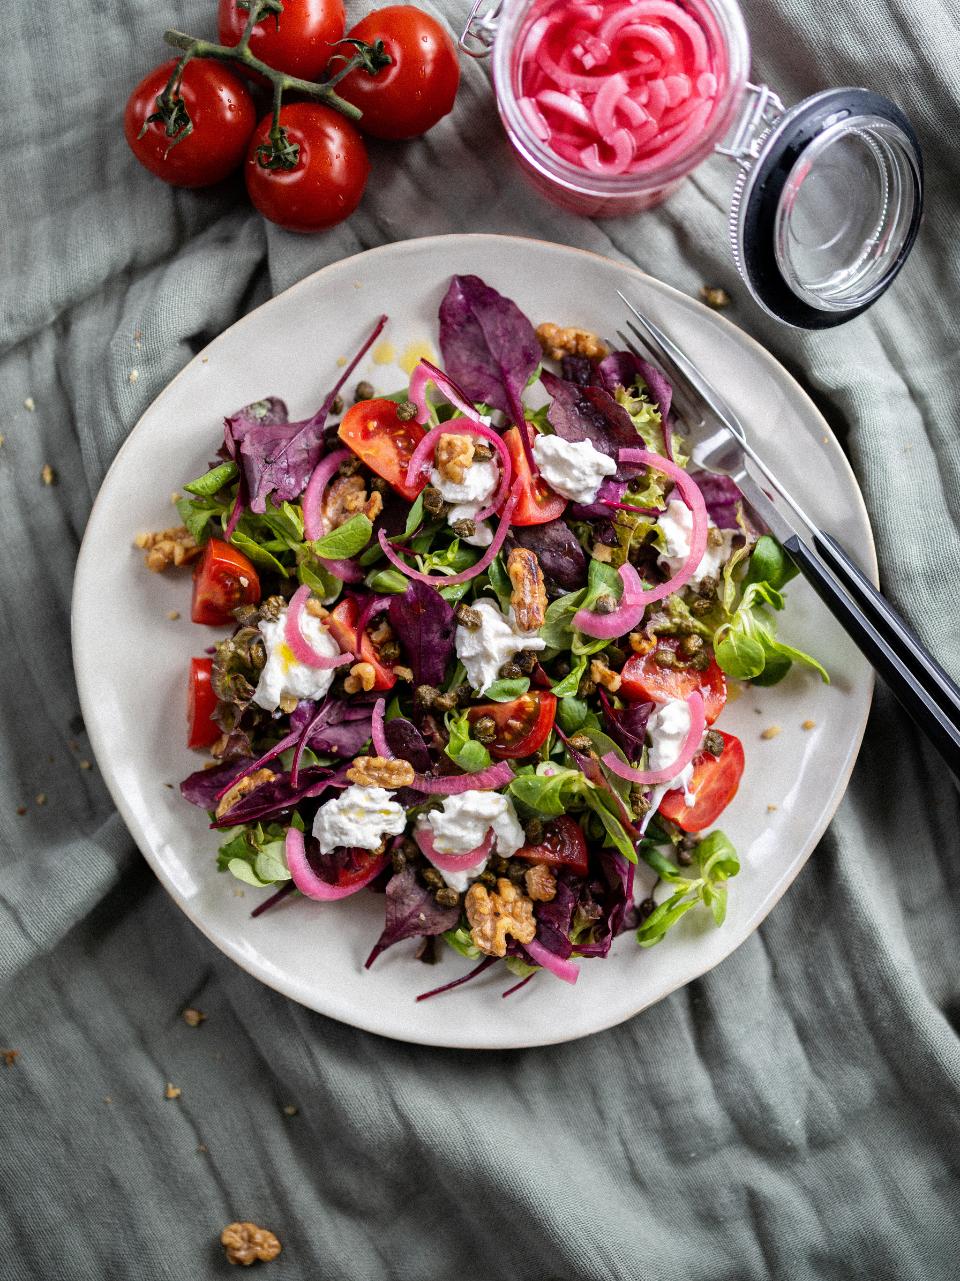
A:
315 845 385 889
338 399 427 502
619 642 726 725
514 816 589 877
467 691 557 760
218 0 345 82
187 657 220 749
659 731 745 833
503 427 567 525
335 5 460 141
191 538 261 625
325 598 396 691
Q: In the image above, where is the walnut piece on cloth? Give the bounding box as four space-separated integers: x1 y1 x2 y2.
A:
220 1223 282 1267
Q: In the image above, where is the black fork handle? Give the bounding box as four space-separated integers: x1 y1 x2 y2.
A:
783 535 960 778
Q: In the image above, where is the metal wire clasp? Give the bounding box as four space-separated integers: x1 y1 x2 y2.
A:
716 82 785 165
459 0 504 58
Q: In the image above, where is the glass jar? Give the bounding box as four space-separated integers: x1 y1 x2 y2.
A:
461 0 924 328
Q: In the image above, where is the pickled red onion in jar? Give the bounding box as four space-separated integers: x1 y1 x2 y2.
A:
515 0 725 176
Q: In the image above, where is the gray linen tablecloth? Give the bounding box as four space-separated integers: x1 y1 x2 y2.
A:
2 0 959 1276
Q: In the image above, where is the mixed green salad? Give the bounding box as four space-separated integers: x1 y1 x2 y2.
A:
160 274 826 998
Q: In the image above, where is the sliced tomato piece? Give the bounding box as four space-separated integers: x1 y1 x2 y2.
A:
503 427 568 525
326 597 396 691
191 538 260 625
187 657 220 749
514 816 590 877
467 691 557 760
620 642 726 724
312 844 385 889
338 398 427 502
659 731 745 833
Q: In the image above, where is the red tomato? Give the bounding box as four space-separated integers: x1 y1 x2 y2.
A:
187 657 220 749
319 846 385 888
467 692 557 760
338 399 426 501
503 428 568 525
124 59 256 188
619 643 727 725
245 103 369 232
325 598 396 691
659 731 745 833
191 539 261 625
335 5 460 140
218 0 345 81
514 816 590 877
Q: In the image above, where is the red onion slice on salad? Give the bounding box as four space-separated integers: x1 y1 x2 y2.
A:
409 761 515 794
285 827 387 901
284 585 355 669
573 563 648 639
602 690 706 785
370 697 392 759
377 480 522 586
408 358 480 424
524 938 580 985
405 419 513 522
413 825 495 874
301 449 366 583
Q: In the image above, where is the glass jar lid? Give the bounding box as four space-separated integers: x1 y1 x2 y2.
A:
727 87 923 328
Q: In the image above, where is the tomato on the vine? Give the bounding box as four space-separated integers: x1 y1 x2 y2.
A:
218 0 346 82
187 658 221 749
467 692 557 760
124 59 256 188
191 538 261 625
245 103 369 231
335 5 460 140
337 399 426 501
514 816 590 877
659 731 745 833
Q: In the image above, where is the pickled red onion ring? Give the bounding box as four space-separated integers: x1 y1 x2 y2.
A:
302 448 352 540
370 697 391 759
525 938 580 984
602 691 705 785
616 449 708 605
377 480 521 586
409 761 515 794
413 825 495 874
285 827 387 901
284 585 355 669
573 563 647 639
408 358 478 425
404 418 512 522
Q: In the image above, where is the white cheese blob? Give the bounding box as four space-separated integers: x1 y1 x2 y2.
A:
312 785 406 853
531 433 617 505
454 599 545 694
655 499 736 588
430 457 498 539
252 610 340 712
417 791 525 891
647 697 698 804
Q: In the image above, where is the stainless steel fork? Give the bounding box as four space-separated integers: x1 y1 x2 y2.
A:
617 292 960 776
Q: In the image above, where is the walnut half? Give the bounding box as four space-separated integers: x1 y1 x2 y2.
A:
435 432 476 484
346 756 415 788
536 322 608 362
507 547 547 633
465 878 536 957
220 1222 281 1267
524 863 557 902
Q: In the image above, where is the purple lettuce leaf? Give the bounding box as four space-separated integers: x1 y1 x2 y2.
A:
290 694 376 758
504 519 587 595
180 758 251 809
212 764 350 828
541 370 640 463
574 852 634 956
568 477 627 520
388 581 456 688
384 717 432 773
599 689 654 763
561 354 594 386
438 275 541 427
694 471 744 530
365 865 462 968
533 876 579 959
596 351 673 425
223 315 387 514
555 726 639 839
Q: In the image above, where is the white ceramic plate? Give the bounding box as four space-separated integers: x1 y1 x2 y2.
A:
73 234 875 1049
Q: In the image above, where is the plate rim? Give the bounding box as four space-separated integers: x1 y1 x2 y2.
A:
72 233 876 1048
